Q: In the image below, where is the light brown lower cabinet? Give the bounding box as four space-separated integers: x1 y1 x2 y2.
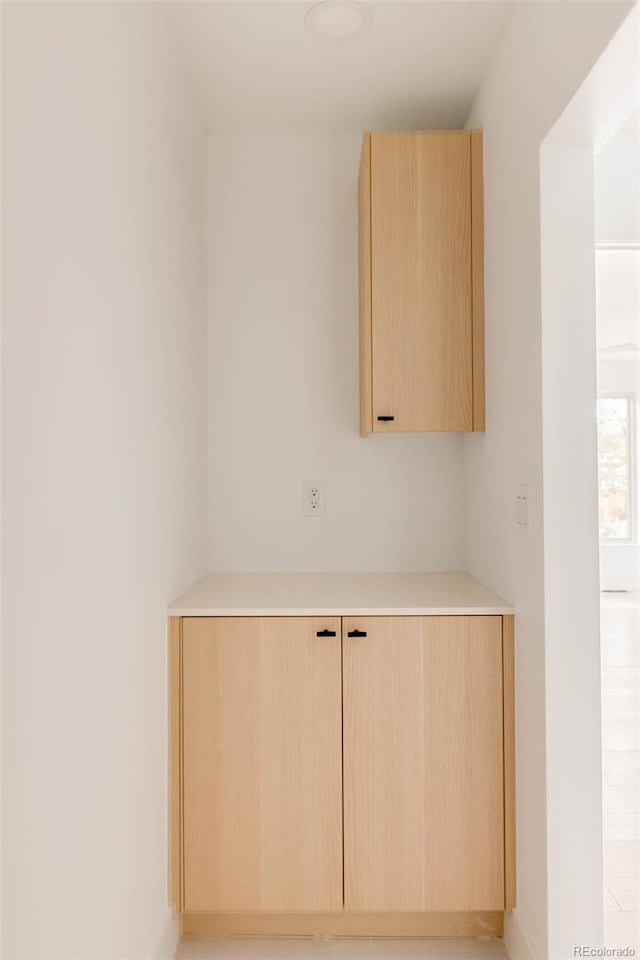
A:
180 617 342 913
170 614 515 936
343 616 504 912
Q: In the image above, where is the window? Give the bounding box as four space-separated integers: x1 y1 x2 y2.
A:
598 395 635 540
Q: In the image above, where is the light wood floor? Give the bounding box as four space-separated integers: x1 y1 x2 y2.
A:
601 591 640 952
176 939 507 959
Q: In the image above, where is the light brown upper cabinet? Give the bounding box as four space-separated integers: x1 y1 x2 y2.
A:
181 616 343 913
359 131 485 434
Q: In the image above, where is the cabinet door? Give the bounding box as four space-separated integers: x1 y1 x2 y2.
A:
182 617 343 912
343 616 504 911
370 132 473 432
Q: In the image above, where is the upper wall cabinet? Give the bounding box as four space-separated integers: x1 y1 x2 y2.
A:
359 131 485 435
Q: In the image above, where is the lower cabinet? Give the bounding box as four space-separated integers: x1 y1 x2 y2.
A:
170 613 515 928
343 616 504 912
181 616 343 912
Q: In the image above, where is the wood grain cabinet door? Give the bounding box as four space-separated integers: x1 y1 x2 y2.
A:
343 615 504 912
182 617 343 913
370 132 473 432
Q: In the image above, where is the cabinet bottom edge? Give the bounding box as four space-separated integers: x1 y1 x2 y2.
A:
181 911 504 939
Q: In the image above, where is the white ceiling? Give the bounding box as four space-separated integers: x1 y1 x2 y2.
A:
166 2 511 131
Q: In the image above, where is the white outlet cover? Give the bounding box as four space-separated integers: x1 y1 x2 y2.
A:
515 484 531 537
303 483 326 517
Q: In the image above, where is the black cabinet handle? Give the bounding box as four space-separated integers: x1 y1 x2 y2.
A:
316 629 337 637
347 629 367 638
377 415 395 422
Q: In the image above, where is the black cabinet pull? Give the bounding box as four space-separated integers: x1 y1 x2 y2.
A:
377 415 395 422
316 629 337 637
347 629 367 638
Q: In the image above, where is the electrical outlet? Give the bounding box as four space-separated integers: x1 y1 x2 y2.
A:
303 483 325 517
515 485 531 537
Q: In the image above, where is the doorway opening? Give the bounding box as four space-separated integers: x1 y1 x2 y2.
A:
540 6 639 956
595 111 640 950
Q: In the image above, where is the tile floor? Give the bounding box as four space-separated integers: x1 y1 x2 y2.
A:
601 591 640 951
176 939 507 959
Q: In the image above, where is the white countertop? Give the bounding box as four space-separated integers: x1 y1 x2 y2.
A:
168 572 513 617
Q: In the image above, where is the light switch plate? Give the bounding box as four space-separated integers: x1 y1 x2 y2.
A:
515 485 531 537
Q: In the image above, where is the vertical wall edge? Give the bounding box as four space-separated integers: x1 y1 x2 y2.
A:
471 130 486 432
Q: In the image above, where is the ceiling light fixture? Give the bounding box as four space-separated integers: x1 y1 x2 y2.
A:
304 1 372 41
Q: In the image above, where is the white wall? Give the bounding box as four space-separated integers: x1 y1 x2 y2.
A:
1 4 207 957
207 132 466 572
463 4 631 958
541 143 603 958
595 115 640 246
0 4 4 950
540 14 639 958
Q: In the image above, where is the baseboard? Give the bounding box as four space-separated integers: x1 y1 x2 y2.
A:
148 907 180 960
182 911 504 939
504 910 539 960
